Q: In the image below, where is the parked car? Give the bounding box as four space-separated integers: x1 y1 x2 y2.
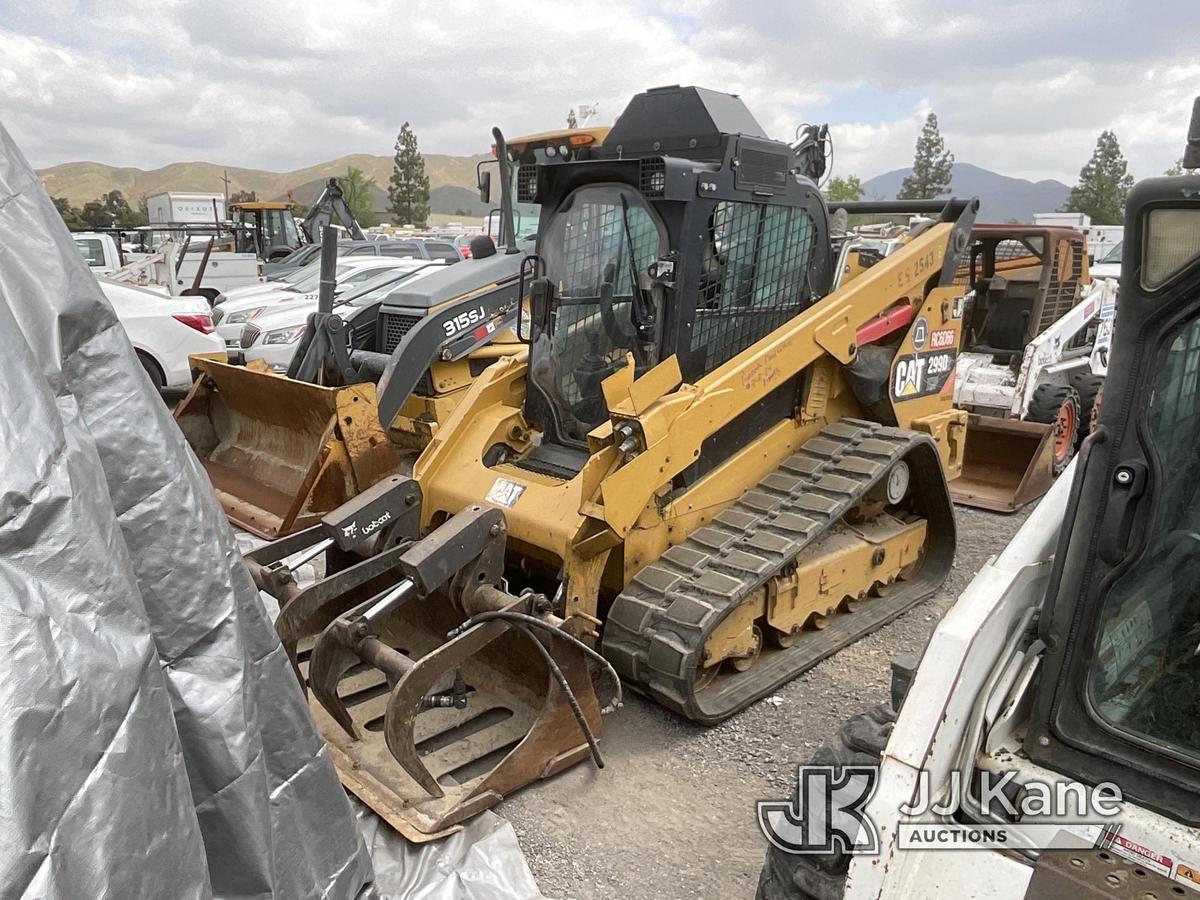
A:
212 257 430 355
96 278 223 389
261 243 325 280
261 237 462 281
452 233 486 259
239 263 444 371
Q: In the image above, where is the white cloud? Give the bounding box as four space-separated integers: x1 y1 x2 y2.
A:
1 0 1197 185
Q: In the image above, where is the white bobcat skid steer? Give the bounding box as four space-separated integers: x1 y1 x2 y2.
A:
953 276 1117 512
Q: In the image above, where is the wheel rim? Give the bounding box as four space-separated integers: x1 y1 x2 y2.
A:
1053 400 1076 461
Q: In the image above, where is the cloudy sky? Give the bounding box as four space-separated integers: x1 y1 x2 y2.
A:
1 0 1196 184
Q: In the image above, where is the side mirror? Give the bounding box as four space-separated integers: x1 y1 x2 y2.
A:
478 170 492 205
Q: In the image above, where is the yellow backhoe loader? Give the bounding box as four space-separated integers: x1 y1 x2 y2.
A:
243 86 975 838
174 126 609 539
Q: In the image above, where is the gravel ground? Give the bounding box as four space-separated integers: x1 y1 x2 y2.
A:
504 505 1031 900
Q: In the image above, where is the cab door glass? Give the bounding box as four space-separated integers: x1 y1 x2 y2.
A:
1087 313 1200 763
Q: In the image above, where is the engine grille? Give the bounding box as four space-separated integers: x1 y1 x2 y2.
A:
381 312 422 352
240 324 261 348
211 306 225 325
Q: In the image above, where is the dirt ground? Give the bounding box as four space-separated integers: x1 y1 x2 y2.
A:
504 506 1031 900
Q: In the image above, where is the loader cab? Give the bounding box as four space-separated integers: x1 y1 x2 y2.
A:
478 126 611 244
962 225 1089 361
1029 171 1200 827
230 201 303 261
519 86 832 460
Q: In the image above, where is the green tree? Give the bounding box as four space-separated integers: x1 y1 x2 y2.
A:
343 166 379 228
388 122 430 227
898 112 954 200
826 175 864 203
1165 158 1196 176
1062 131 1135 224
52 196 85 229
100 190 145 227
80 199 112 228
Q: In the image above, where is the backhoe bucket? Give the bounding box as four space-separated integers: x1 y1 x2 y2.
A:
174 357 401 539
950 415 1055 512
244 498 611 839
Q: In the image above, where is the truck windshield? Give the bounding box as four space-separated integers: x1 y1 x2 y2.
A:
532 183 665 443
1100 241 1123 264
1086 314 1200 763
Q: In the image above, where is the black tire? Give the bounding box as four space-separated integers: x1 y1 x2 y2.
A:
1024 382 1080 476
137 352 166 392
1070 373 1105 446
757 704 896 900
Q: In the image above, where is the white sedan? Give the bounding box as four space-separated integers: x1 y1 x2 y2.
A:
97 278 224 389
212 257 424 354
241 263 444 371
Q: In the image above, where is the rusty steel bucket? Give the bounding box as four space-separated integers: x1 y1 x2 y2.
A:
950 415 1055 513
174 357 402 539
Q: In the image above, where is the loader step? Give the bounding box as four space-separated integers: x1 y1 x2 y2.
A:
602 419 956 724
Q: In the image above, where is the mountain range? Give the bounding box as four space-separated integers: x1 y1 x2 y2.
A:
35 156 1071 224
861 163 1070 222
36 152 494 223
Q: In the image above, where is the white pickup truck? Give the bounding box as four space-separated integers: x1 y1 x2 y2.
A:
72 232 264 301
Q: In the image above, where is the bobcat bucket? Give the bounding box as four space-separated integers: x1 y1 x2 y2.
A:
174 357 402 539
243 483 620 840
950 415 1055 512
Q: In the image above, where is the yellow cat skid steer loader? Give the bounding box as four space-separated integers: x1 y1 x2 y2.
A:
174 126 609 539
245 86 974 838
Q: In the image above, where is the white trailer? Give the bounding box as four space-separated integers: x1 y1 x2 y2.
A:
145 192 226 225
1033 212 1122 263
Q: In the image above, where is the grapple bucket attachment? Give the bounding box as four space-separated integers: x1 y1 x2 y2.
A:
246 499 611 840
304 595 602 840
174 358 401 539
950 415 1055 512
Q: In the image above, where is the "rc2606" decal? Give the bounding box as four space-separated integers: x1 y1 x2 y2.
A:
893 350 956 401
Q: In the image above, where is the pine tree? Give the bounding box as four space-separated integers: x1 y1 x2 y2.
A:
388 122 430 227
897 113 954 200
1062 131 1134 225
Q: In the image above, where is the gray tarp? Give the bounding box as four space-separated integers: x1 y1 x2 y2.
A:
0 123 374 896
0 120 550 900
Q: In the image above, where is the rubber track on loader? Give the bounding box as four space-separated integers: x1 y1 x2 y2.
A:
602 419 955 724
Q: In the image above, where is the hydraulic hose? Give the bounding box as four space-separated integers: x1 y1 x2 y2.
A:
450 609 623 712
517 624 605 769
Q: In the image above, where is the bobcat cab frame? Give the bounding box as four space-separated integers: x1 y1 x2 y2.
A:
247 86 974 837
758 102 1200 900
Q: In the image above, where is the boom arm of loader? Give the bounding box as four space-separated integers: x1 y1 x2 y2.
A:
301 178 367 243
370 284 521 427
589 200 978 538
